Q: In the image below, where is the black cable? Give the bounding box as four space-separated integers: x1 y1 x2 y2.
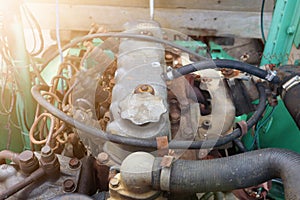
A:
233 138 247 153
261 0 267 44
166 59 280 84
40 32 207 72
31 83 266 149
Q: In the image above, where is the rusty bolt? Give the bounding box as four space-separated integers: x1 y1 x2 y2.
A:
63 179 76 192
69 158 80 169
19 150 35 164
97 152 109 164
41 145 52 156
110 177 119 188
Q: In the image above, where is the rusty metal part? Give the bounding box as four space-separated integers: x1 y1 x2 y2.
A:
108 173 164 200
94 156 110 191
40 145 60 179
0 167 46 200
19 150 39 175
165 53 174 67
236 120 248 136
169 98 181 124
134 84 155 95
156 136 169 156
69 158 81 169
63 179 76 193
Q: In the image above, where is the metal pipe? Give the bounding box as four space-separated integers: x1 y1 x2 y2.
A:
0 150 20 165
0 167 45 200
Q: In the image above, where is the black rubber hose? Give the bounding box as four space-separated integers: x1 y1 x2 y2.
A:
168 59 280 84
153 148 300 200
31 83 266 149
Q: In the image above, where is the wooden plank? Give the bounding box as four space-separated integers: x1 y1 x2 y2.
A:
26 3 272 38
26 0 275 12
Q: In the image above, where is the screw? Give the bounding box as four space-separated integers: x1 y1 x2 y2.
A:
110 177 119 188
97 152 109 164
63 179 76 192
19 150 35 163
41 145 52 156
69 158 80 169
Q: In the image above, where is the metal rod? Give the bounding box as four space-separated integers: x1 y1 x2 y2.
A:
0 167 45 200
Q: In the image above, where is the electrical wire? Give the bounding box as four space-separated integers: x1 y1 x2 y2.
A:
55 0 63 63
250 105 276 150
261 0 267 44
21 4 44 56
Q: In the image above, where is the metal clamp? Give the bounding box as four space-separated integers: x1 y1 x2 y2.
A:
160 155 174 191
282 75 300 97
265 69 277 82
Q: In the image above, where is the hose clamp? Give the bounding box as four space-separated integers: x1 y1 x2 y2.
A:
160 155 174 191
282 75 300 98
265 69 277 82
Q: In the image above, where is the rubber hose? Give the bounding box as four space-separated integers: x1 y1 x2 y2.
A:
172 59 280 84
31 83 266 149
153 148 300 200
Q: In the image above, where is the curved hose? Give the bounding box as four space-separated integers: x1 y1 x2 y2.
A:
165 59 280 84
31 83 266 149
152 148 300 200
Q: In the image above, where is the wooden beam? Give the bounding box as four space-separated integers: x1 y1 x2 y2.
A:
26 0 275 12
26 3 272 38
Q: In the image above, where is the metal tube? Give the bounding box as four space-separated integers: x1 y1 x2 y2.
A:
0 167 45 200
0 150 20 165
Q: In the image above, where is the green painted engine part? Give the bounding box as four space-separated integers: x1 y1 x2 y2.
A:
1 2 36 151
209 41 236 60
242 99 300 153
260 0 300 66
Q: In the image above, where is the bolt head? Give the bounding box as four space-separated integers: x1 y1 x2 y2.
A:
63 179 76 192
69 158 80 169
19 150 35 163
41 145 52 156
